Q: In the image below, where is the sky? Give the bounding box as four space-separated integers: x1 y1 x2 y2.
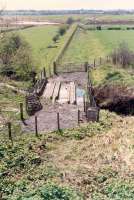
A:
2 0 134 10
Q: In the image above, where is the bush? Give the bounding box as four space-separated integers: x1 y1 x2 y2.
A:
107 27 121 30
52 34 59 43
0 33 35 80
110 42 134 68
40 184 82 200
66 17 74 25
58 25 68 36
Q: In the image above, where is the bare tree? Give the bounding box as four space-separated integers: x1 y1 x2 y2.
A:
111 42 134 68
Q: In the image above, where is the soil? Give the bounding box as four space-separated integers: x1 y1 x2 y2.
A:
94 85 134 115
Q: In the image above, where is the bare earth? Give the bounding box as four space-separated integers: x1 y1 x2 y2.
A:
22 72 87 133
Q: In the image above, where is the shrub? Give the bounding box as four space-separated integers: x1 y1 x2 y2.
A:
108 27 121 30
0 33 35 80
66 17 74 25
58 25 68 36
110 42 134 68
52 34 59 43
40 184 82 200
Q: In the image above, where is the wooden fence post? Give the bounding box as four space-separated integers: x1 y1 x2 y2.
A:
94 59 96 68
84 62 88 72
8 122 13 145
43 67 46 78
20 103 24 121
53 62 57 75
107 56 109 63
83 95 86 112
100 57 102 65
35 116 38 137
97 108 100 122
40 71 43 80
57 112 60 131
78 110 80 125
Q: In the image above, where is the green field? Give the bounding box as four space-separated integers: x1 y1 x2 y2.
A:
61 28 134 64
97 14 134 21
18 25 75 74
18 14 87 23
91 64 134 87
18 26 61 73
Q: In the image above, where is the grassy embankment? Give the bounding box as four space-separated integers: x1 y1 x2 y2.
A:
91 65 134 87
0 108 134 199
18 24 77 74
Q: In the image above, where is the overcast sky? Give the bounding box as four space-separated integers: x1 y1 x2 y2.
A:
3 0 134 10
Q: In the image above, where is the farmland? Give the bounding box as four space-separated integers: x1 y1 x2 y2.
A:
18 26 65 73
61 28 134 64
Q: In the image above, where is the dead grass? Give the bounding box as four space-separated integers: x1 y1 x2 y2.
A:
45 113 134 198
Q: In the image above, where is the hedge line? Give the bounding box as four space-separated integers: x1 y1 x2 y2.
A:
1 25 34 33
54 24 78 64
79 25 134 31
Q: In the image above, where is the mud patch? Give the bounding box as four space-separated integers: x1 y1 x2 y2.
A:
94 85 134 115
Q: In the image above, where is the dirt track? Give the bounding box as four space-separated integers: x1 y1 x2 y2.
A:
22 72 87 133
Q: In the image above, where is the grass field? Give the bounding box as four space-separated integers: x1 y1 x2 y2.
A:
91 64 134 87
18 25 77 74
15 14 87 23
97 14 134 21
61 28 134 64
18 26 61 72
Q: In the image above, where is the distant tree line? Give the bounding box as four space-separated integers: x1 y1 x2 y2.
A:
2 9 134 16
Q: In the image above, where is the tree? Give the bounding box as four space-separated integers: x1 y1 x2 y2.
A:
66 17 74 25
0 33 34 80
58 25 68 36
52 34 59 43
111 42 134 68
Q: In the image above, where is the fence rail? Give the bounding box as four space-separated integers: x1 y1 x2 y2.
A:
54 62 88 74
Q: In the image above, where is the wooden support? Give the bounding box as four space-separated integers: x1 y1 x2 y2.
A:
20 103 24 121
35 116 38 137
53 62 57 75
43 67 46 78
8 122 13 145
57 112 60 131
78 110 80 125
87 67 90 84
107 56 109 62
100 57 102 65
97 108 100 122
94 59 96 68
83 95 86 112
40 71 43 80
84 62 88 72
